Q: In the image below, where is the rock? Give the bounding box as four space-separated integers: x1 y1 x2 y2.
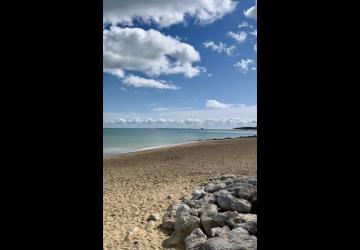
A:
147 213 161 221
198 203 218 217
204 182 227 193
231 198 252 213
238 221 257 235
238 213 257 223
209 226 230 237
185 228 207 250
201 227 257 250
214 211 239 227
220 174 236 180
181 195 193 202
164 209 201 247
215 189 251 213
201 215 220 236
235 184 257 201
161 204 181 231
192 188 206 200
162 175 257 249
226 216 256 233
176 204 191 217
189 208 199 217
124 226 140 241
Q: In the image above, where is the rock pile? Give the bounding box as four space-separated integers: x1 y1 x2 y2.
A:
160 175 257 250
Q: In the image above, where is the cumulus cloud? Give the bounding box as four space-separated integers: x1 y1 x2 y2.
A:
103 0 238 27
123 75 179 90
244 1 257 20
227 31 247 43
103 26 202 78
203 41 236 56
234 59 255 73
206 99 233 109
103 105 257 129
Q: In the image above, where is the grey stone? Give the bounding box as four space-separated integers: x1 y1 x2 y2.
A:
201 227 257 250
235 184 257 201
204 182 227 193
185 228 207 250
165 212 201 247
147 213 161 221
215 189 252 213
213 211 239 227
209 226 230 237
198 203 218 217
192 188 206 200
201 215 220 236
237 221 257 235
161 204 181 231
231 198 252 213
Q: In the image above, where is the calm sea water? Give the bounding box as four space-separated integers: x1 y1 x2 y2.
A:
103 128 256 156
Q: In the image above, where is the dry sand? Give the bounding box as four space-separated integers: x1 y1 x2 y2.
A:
103 137 257 250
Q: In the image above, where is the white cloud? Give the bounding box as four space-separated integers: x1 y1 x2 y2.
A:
103 0 238 28
123 75 179 90
206 99 233 109
250 30 257 37
244 1 257 20
203 41 236 56
234 59 255 73
227 31 247 43
254 43 257 52
103 26 202 78
103 105 257 129
238 21 252 29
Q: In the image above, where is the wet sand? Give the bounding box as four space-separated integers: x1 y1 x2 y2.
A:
103 137 257 250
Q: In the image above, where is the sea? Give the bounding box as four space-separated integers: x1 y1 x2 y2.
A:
103 128 257 156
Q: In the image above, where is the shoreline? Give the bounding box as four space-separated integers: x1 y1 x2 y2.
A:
103 135 257 159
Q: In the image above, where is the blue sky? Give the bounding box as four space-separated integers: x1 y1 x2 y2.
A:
103 0 257 128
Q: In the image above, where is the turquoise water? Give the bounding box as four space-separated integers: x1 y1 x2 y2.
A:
103 128 256 156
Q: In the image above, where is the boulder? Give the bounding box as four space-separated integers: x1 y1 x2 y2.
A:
238 221 257 235
185 228 207 250
201 227 257 250
214 189 252 213
204 182 227 193
161 203 182 231
164 208 201 247
209 226 230 237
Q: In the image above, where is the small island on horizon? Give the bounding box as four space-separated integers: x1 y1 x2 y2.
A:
233 126 257 130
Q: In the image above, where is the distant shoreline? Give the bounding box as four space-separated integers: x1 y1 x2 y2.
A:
103 135 257 159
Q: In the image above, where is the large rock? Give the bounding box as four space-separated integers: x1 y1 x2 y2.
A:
204 182 227 193
231 198 252 213
238 221 257 235
192 188 206 200
213 211 239 227
164 206 201 247
227 215 257 234
215 190 252 212
209 226 230 237
201 227 257 250
161 203 182 231
235 184 257 201
185 228 207 250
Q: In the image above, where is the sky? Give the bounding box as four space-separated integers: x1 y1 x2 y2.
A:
103 0 257 129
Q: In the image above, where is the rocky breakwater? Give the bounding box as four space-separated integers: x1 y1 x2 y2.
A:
160 175 257 250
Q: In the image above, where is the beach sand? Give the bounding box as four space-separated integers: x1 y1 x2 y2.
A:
103 137 257 250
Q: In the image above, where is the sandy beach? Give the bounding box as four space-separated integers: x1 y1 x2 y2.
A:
103 137 257 250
